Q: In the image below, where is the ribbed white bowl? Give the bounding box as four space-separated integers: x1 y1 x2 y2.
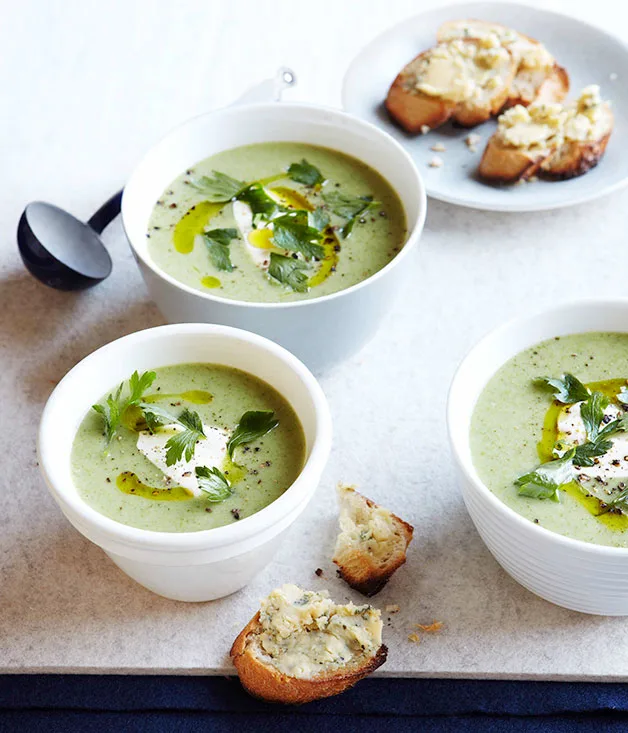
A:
448 300 628 615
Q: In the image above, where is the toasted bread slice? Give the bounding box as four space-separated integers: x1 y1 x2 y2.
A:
479 85 613 183
437 19 569 108
386 38 516 133
333 484 414 596
478 136 549 182
230 585 387 704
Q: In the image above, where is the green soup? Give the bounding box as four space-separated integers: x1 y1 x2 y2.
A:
471 332 628 548
147 142 407 302
72 364 306 532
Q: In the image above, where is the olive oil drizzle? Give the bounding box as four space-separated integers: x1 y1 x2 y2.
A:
537 378 628 529
116 472 193 501
173 176 340 291
143 389 213 405
173 201 224 254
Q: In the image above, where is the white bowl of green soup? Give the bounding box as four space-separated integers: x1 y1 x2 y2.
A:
448 300 628 615
121 103 425 372
38 324 331 601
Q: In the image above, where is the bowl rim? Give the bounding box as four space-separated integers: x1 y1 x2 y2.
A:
38 323 332 552
447 297 628 557
120 100 427 310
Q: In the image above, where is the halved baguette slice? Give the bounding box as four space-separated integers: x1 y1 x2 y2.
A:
479 85 614 183
230 584 387 704
333 484 414 596
386 38 516 133
437 19 569 108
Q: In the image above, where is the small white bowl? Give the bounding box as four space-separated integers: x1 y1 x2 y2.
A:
448 299 628 615
121 102 426 373
38 324 332 602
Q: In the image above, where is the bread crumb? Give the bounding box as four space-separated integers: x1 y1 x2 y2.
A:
414 621 443 633
420 125 430 135
314 568 324 577
408 633 421 643
428 156 444 168
528 175 539 183
430 142 446 152
385 604 400 614
610 72 618 81
465 134 481 151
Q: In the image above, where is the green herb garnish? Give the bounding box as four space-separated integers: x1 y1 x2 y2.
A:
321 190 380 239
92 370 156 447
237 183 283 222
189 171 245 201
580 391 609 441
164 408 206 466
137 402 178 433
308 207 330 232
271 212 324 260
517 377 628 502
268 252 309 292
202 228 239 272
195 466 233 502
287 159 325 187
515 450 576 502
536 373 590 404
227 410 279 459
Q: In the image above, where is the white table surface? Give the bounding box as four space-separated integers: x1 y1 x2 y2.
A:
3 0 628 678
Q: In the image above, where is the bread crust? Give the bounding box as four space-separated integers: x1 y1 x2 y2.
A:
478 136 549 182
333 488 414 597
479 108 613 183
385 51 456 133
230 612 388 704
541 131 612 180
524 63 568 106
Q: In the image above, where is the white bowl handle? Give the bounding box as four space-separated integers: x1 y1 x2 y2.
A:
230 67 297 106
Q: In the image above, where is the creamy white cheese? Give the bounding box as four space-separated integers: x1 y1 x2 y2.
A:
136 423 229 496
412 39 510 104
232 200 272 270
255 584 382 680
556 402 628 484
497 86 612 150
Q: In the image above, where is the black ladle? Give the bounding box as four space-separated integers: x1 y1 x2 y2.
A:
17 190 123 290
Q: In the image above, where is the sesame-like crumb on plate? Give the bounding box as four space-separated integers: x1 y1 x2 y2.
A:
429 156 444 168
430 142 446 152
385 604 400 614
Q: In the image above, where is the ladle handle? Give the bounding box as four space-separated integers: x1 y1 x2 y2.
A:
87 189 123 234
231 67 297 106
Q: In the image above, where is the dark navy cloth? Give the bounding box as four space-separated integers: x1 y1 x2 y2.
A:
2 675 628 732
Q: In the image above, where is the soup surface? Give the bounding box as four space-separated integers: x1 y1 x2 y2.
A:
72 364 306 532
147 142 407 302
471 332 628 547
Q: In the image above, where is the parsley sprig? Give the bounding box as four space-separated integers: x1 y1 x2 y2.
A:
227 410 279 459
271 212 324 260
92 371 156 448
287 159 325 187
515 382 628 502
190 171 245 201
136 402 206 466
268 253 309 292
202 228 239 272
322 190 381 239
536 373 590 404
195 466 233 502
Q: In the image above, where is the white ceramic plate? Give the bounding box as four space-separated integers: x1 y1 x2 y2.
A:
342 2 628 212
